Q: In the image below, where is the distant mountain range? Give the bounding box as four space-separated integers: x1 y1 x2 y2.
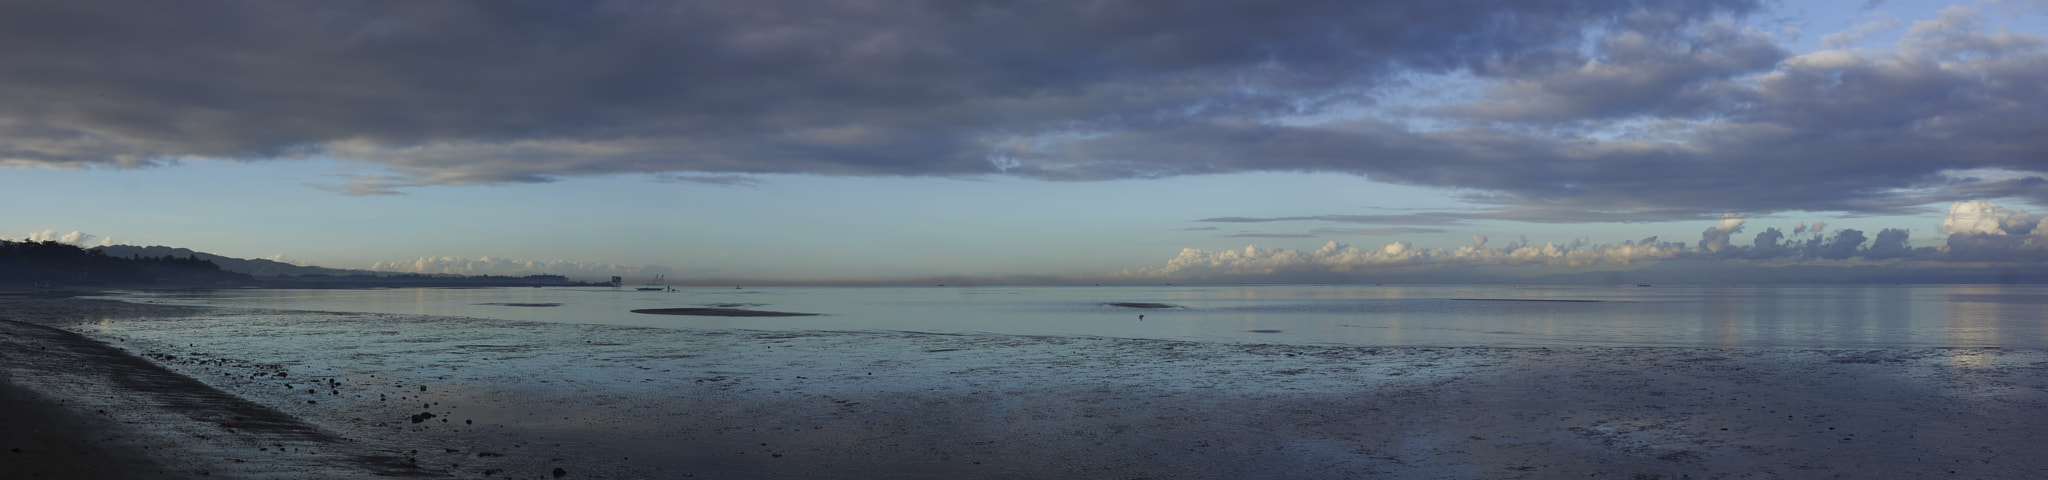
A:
91 245 375 277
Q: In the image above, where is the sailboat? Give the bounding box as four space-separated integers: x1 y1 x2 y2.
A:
637 275 669 291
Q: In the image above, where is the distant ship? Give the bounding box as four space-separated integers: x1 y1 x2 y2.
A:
637 275 670 291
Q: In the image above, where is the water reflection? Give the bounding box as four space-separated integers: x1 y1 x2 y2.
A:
1700 286 1742 346
1871 287 1914 347
1944 285 2010 370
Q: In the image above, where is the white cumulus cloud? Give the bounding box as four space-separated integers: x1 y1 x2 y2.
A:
262 254 311 266
1938 200 2048 261
1699 217 1748 254
1129 200 2048 281
1939 200 2042 236
15 230 114 247
368 256 672 281
1127 235 1692 278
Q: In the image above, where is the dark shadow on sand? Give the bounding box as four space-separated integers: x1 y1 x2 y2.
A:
631 308 822 317
1450 298 1610 303
1104 302 1184 309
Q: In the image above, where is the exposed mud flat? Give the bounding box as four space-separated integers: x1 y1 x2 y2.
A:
6 297 2048 478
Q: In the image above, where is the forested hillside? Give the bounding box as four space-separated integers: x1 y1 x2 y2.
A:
0 240 251 284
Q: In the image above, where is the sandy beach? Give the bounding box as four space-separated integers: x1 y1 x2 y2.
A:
4 295 2047 479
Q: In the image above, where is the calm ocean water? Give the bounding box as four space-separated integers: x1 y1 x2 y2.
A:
108 284 2048 348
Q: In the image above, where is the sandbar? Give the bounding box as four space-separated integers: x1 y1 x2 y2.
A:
1103 302 1183 309
631 307 822 317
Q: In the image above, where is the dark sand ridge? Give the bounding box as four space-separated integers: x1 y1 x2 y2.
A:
8 295 2048 478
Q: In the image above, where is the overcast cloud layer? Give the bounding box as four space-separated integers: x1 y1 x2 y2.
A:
5 0 2044 219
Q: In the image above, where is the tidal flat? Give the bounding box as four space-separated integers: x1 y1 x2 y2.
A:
4 296 2047 479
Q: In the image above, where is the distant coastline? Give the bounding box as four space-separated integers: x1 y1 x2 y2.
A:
249 273 606 288
1 240 608 291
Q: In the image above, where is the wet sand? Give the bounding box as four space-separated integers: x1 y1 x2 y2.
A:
5 296 2048 478
0 299 433 478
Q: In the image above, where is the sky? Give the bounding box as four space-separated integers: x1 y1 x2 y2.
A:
4 0 2048 284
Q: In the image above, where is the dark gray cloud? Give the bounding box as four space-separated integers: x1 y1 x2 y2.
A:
1197 213 1473 225
1439 14 1789 123
0 1 1758 190
1865 228 1914 259
7 0 2045 221
305 173 413 196
1211 226 1455 238
652 173 760 188
1197 207 1725 227
304 181 405 196
1197 216 1323 224
1310 227 1450 236
1945 232 2048 262
1221 232 1319 239
1004 6 2048 218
